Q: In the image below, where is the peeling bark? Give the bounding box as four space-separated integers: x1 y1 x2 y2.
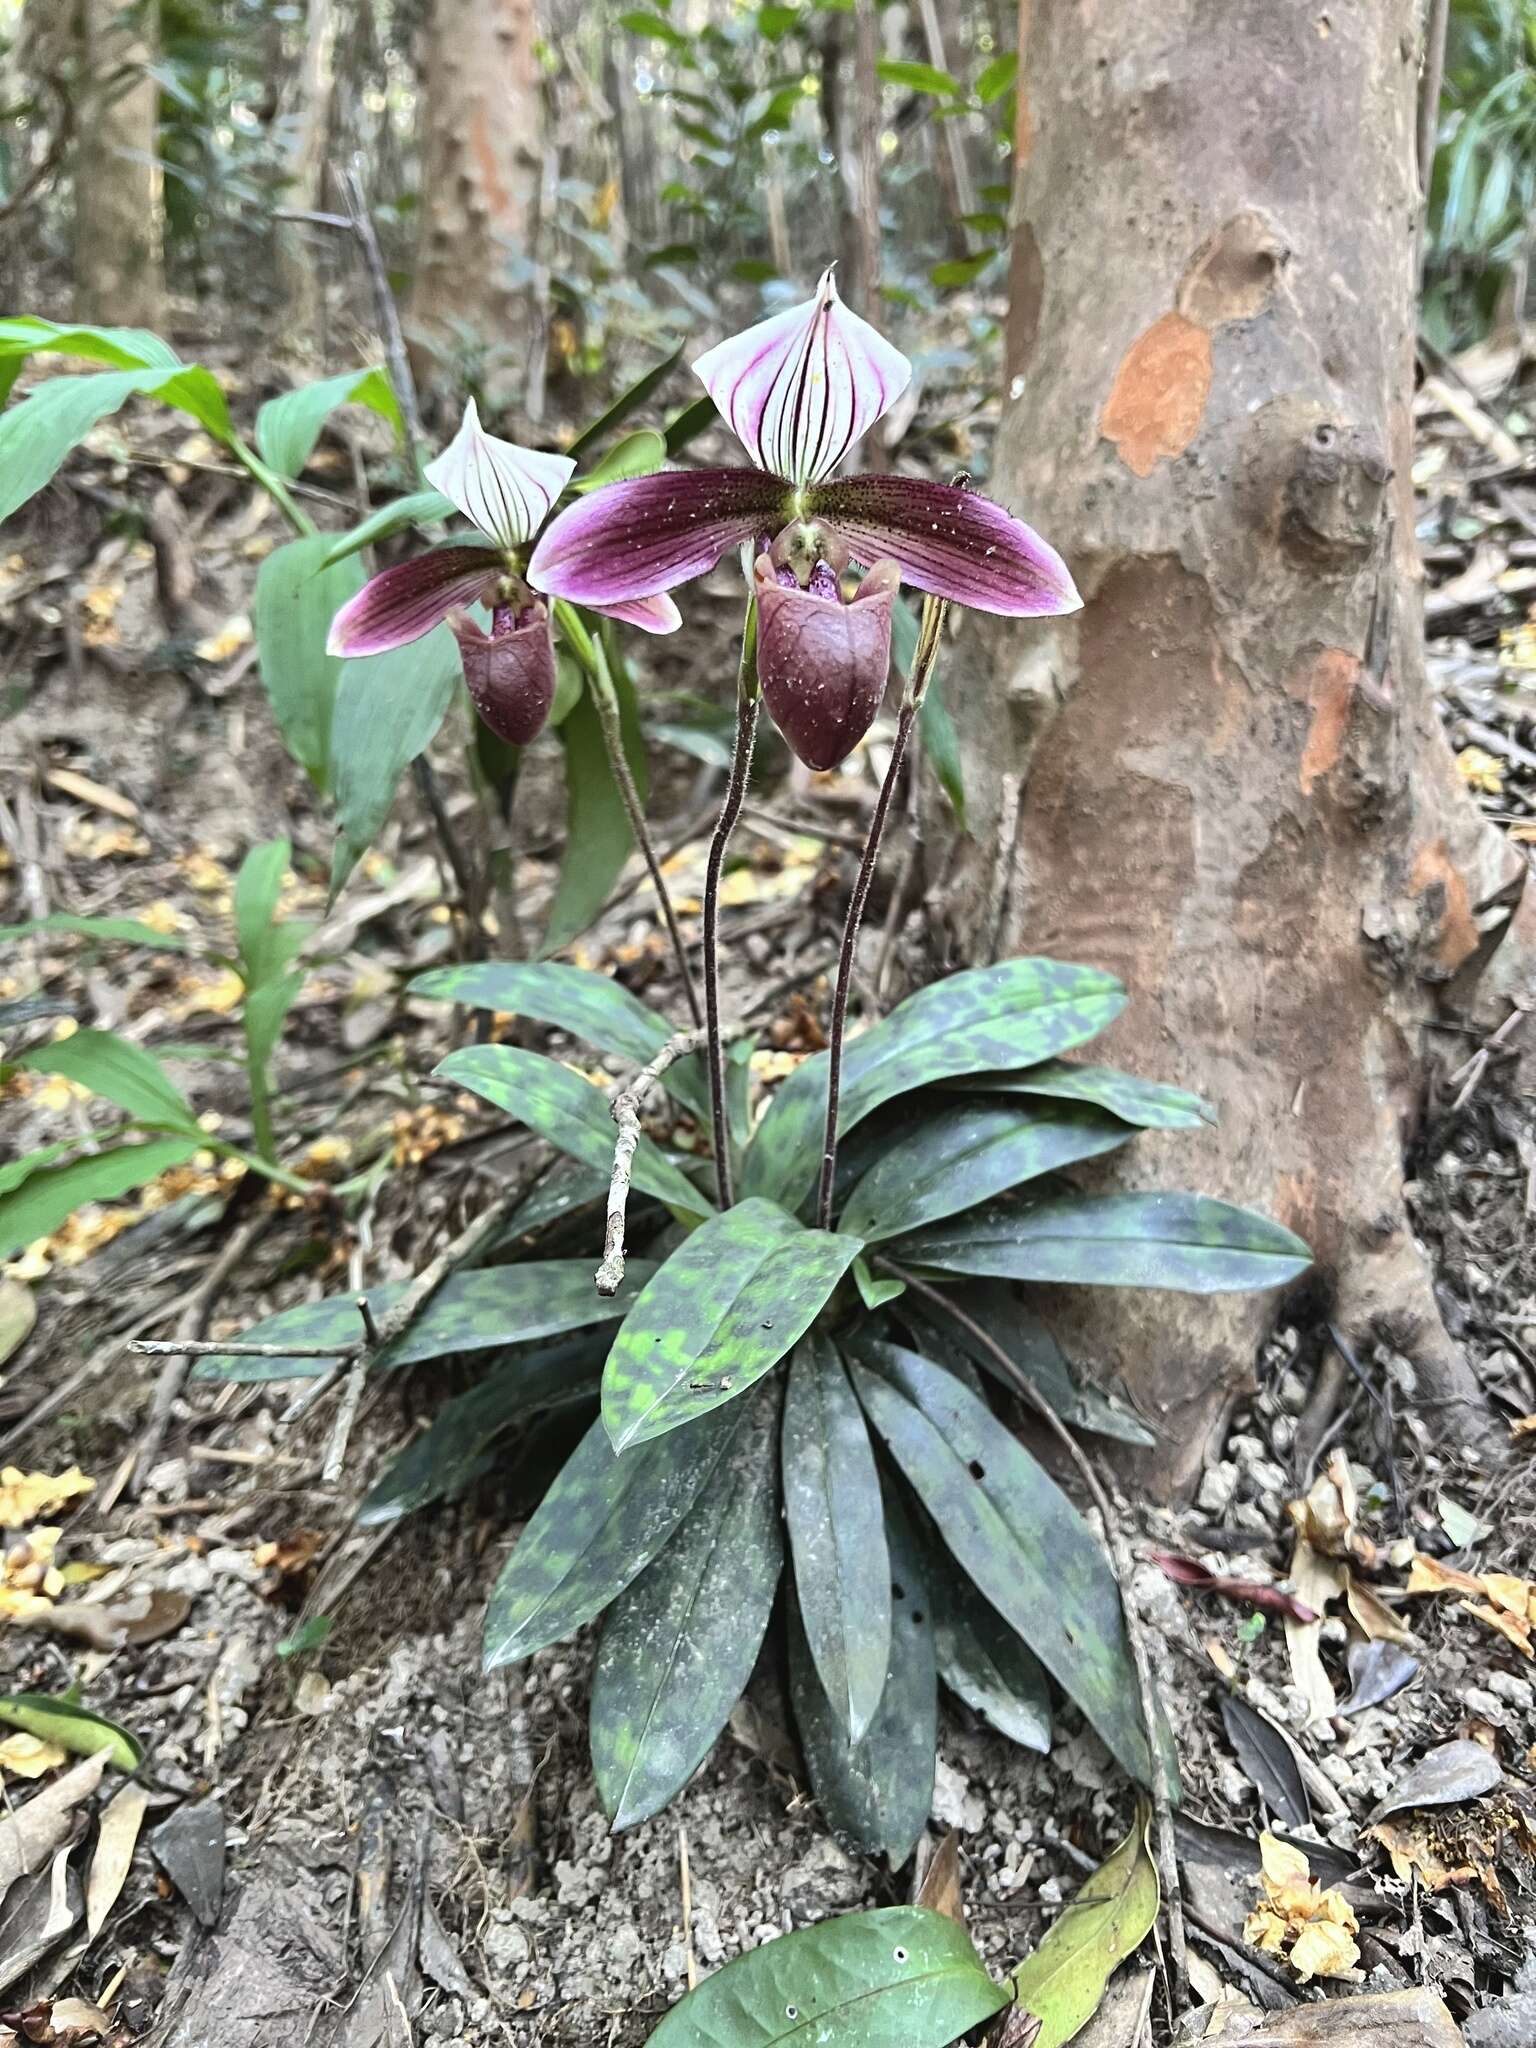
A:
943 0 1530 1494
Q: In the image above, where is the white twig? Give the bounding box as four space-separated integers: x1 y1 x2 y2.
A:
596 1027 710 1297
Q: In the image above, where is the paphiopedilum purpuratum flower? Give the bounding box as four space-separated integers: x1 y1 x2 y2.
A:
528 269 1080 768
326 402 681 746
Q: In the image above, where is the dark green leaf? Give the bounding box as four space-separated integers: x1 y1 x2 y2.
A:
647 1906 1005 2048
0 1693 142 1771
319 489 457 567
945 1060 1215 1131
253 537 367 791
664 394 719 456
0 1138 201 1262
975 52 1018 102
191 1261 655 1381
329 624 464 893
567 342 686 458
931 253 998 290
359 1333 605 1524
894 1191 1313 1293
743 960 1125 1210
0 913 190 952
17 1029 199 1132
929 1550 1051 1752
541 679 646 956
848 1342 1153 1788
840 1099 1132 1243
436 1044 710 1220
409 961 708 1120
790 1493 935 1866
601 1198 861 1451
483 1403 741 1667
782 1333 891 1741
919 677 965 823
878 57 960 94
592 1378 782 1828
255 366 401 479
573 427 667 491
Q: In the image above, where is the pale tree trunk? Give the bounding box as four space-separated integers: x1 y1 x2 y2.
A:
275 0 338 344
836 0 882 319
940 0 1531 1495
410 0 544 397
73 0 164 330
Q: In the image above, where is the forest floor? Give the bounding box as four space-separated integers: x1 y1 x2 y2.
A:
2 346 1536 2048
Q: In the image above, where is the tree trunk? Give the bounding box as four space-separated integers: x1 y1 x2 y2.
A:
836 0 882 319
409 0 543 395
73 0 164 330
942 0 1529 1495
275 0 338 345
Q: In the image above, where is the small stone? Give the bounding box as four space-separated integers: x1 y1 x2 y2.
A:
1277 1370 1310 1415
1486 1672 1534 1711
1198 1461 1239 1515
1230 1502 1272 1535
485 1921 531 1971
1320 1754 1354 1790
932 1758 986 1833
1247 1458 1290 1502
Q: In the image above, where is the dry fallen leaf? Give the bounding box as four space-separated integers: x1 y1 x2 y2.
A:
1285 1538 1347 1725
1346 1574 1415 1646
1460 1600 1533 1659
86 1780 150 1939
0 1749 110 1893
1406 1552 1486 1598
1511 1414 1536 1442
1242 1832 1361 1983
914 1829 964 1925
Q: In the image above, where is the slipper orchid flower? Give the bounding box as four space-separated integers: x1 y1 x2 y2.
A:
528 268 1079 768
326 402 680 746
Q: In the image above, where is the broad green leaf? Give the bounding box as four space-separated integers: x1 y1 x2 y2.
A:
409 961 709 1121
944 1060 1215 1131
191 1261 655 1381
790 1494 935 1866
0 913 190 952
243 971 304 1134
567 340 686 458
359 1333 605 1524
878 57 961 94
919 678 966 824
601 1198 861 1451
0 1135 129 1200
853 1255 905 1311
233 838 305 991
319 488 456 567
839 1099 1132 1243
542 677 647 956
253 537 367 791
17 1029 199 1132
0 366 227 525
592 1378 782 1829
483 1403 741 1668
436 1045 710 1221
1010 1812 1158 2048
894 1191 1313 1293
0 317 182 373
929 1550 1052 1753
255 365 401 479
0 1693 142 1772
975 52 1018 102
782 1333 891 1742
932 253 998 290
663 393 718 456
743 960 1125 1210
573 427 667 491
329 624 463 893
648 1907 1005 2048
849 1342 1153 1789
0 1138 201 1262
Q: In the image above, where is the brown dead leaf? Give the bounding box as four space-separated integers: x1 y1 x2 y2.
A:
85 1781 149 1939
0 1749 110 1893
1511 1414 1536 1441
1287 1452 1377 1566
252 1528 325 1602
1369 1786 1536 1910
1286 1538 1347 1724
1459 1600 1533 1659
1346 1575 1415 1646
1481 1572 1533 1619
41 769 137 822
914 1829 964 1924
1405 1553 1486 1598
1241 1833 1361 1982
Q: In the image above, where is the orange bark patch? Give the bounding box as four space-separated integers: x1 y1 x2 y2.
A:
1289 647 1361 794
1100 313 1212 477
469 101 512 229
1410 838 1481 976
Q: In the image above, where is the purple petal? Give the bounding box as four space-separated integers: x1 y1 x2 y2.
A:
527 468 789 606
753 555 899 771
326 545 500 657
424 400 576 550
593 592 683 635
809 475 1081 617
693 267 911 488
452 606 558 745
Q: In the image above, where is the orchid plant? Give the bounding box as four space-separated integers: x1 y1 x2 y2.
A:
201 273 1312 1861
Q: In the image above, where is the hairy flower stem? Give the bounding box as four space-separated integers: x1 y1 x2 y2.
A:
703 606 761 1207
556 601 702 1027
816 595 949 1232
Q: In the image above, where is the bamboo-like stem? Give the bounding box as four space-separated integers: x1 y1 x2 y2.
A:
703 606 760 1207
815 595 948 1231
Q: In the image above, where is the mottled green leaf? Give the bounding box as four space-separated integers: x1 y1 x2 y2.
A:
849 1342 1153 1789
437 1045 710 1220
411 961 708 1120
839 1099 1131 1243
191 1261 654 1382
929 1549 1052 1753
790 1494 936 1866
894 1191 1313 1293
319 488 456 566
359 1333 605 1524
782 1333 891 1742
255 364 401 479
592 1377 782 1829
330 625 464 893
483 1403 741 1668
0 1693 142 1771
943 1060 1214 1131
743 960 1125 1210
601 1199 861 1451
16 1029 199 1132
0 1138 201 1263
254 537 367 791
1010 1812 1158 2047
647 1906 1005 2048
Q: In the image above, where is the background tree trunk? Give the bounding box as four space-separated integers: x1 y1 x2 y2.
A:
73 0 164 330
836 0 882 319
410 0 544 395
274 0 337 345
942 0 1531 1495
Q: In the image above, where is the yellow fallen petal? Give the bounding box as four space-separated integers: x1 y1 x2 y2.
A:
1288 1919 1360 1982
0 1731 66 1777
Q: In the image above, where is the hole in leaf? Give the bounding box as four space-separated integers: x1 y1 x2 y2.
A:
893 1946 909 1963
911 1610 925 1625
892 1581 906 1601
967 1459 985 1481
785 2007 798 2021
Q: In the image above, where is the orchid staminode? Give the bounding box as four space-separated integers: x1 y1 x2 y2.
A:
327 401 680 746
528 269 1080 768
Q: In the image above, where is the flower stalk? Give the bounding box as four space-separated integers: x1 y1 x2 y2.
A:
815 592 949 1231
703 601 761 1207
